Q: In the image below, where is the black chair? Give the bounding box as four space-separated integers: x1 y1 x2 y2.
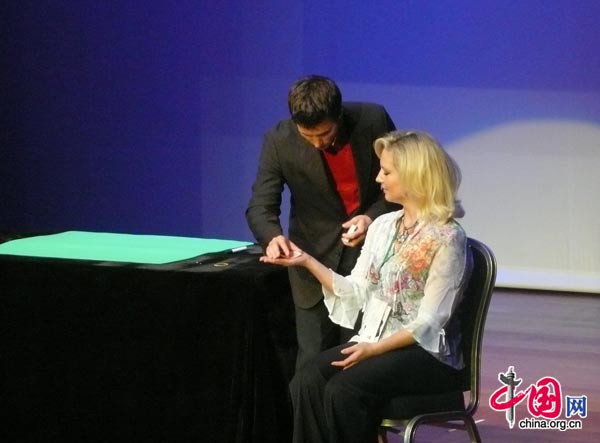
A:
378 238 497 443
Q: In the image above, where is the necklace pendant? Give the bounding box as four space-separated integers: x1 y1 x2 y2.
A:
398 230 409 244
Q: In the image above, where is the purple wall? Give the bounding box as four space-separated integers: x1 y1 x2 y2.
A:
2 0 599 240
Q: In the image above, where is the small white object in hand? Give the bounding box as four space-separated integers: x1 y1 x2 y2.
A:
343 224 358 243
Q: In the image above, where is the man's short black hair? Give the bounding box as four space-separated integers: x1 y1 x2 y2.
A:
288 75 342 128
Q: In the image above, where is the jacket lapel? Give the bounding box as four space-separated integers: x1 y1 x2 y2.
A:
294 131 347 215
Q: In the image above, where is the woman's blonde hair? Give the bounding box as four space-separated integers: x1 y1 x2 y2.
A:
374 130 462 223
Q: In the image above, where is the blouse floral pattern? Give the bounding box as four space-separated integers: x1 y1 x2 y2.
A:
323 210 471 369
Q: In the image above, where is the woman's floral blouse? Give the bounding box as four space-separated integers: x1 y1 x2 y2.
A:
323 210 472 369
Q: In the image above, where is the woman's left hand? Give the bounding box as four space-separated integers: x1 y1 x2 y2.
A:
331 342 378 370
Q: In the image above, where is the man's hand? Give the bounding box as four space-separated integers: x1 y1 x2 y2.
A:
265 235 295 259
341 215 373 247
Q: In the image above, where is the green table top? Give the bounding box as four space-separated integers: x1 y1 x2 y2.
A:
0 231 253 264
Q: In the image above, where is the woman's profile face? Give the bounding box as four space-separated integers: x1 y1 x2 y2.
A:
376 148 408 205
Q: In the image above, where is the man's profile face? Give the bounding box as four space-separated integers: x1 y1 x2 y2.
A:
296 120 338 151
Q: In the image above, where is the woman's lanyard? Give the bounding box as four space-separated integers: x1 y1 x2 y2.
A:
367 218 401 284
378 220 400 275
360 219 402 341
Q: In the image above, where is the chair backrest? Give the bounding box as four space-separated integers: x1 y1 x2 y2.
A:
458 238 497 414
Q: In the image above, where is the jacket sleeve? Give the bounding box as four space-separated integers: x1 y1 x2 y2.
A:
245 131 285 248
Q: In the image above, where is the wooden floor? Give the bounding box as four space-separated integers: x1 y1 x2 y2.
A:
385 288 600 443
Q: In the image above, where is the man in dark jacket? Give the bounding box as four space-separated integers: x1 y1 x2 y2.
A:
246 75 397 370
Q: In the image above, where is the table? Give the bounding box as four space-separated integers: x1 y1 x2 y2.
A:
0 238 296 443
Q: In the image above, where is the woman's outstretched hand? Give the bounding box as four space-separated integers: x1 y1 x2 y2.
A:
260 241 335 293
259 241 309 267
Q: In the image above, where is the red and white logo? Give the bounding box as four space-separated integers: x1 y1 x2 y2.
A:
489 366 586 431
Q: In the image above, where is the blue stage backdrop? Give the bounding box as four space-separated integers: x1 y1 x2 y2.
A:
2 1 600 291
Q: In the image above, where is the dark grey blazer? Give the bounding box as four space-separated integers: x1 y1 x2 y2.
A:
246 102 397 308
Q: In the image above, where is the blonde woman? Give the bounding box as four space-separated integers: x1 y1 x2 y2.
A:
261 131 471 443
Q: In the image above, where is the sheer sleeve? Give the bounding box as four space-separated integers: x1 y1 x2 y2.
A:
322 215 386 329
403 227 470 355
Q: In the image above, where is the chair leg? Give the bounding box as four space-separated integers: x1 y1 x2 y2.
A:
402 416 482 443
404 415 481 443
403 422 418 443
463 415 482 443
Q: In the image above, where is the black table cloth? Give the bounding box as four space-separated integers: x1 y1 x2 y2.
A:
0 245 296 443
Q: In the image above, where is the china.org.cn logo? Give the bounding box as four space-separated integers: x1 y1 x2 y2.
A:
489 366 587 431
